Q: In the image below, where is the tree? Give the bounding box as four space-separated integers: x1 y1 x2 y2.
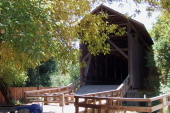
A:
50 61 80 87
0 0 117 105
25 58 57 87
0 0 169 105
149 12 170 84
126 0 170 13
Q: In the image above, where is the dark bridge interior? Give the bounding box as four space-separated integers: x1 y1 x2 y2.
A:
86 53 128 85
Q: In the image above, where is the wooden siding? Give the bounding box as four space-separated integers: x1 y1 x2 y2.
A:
0 87 53 105
131 34 148 88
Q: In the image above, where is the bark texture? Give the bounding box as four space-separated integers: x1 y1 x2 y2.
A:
0 78 14 105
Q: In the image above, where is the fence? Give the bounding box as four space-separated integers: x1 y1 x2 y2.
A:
0 87 53 105
74 76 170 113
75 93 170 113
24 76 85 105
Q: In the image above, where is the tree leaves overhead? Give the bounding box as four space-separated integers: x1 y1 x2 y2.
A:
77 12 118 55
0 0 118 85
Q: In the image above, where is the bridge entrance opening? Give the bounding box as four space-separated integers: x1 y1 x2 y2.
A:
85 53 128 85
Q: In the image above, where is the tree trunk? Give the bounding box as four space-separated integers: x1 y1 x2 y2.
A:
0 78 15 105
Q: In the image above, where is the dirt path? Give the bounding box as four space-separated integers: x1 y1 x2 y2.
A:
42 104 75 113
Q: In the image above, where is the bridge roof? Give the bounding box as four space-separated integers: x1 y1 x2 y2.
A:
91 4 153 46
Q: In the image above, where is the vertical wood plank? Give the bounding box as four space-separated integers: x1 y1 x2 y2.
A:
59 93 64 106
53 93 58 101
159 99 163 113
92 98 97 113
168 96 170 113
85 98 88 113
65 94 69 105
148 100 152 113
127 19 133 87
44 93 49 105
75 96 79 113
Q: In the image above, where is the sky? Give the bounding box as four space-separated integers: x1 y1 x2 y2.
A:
103 1 160 31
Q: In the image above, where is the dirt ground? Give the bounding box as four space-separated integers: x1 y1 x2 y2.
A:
42 104 75 113
42 103 138 113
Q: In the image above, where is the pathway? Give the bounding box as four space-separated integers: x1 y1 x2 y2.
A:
75 85 119 95
36 85 119 113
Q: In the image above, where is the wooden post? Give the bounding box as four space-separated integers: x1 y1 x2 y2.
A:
106 92 109 97
92 98 97 113
148 100 152 113
44 93 49 105
111 91 114 97
65 94 69 105
70 93 75 101
107 99 112 113
127 19 133 88
75 96 79 113
24 92 27 104
168 96 170 112
160 99 163 113
53 93 58 101
160 97 166 113
85 98 88 113
98 98 102 113
59 93 64 106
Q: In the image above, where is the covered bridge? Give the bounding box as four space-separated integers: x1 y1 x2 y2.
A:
80 4 153 89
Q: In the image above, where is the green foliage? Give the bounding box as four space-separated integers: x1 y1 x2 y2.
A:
160 82 170 95
144 11 170 99
1 66 27 87
129 0 170 13
143 73 160 92
25 58 79 87
143 51 160 96
77 12 119 55
149 12 170 84
51 62 79 87
0 0 120 86
25 58 57 87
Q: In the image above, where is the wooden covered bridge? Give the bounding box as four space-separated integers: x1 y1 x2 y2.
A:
80 4 153 89
24 5 170 113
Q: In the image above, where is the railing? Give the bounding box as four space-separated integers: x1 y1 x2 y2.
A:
24 74 130 108
117 74 130 97
82 75 130 97
74 93 170 113
74 75 170 113
74 75 131 113
24 76 85 105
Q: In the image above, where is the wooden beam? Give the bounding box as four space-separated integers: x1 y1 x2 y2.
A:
127 19 133 88
111 48 128 51
84 54 92 77
131 25 150 50
107 39 128 59
82 52 90 61
109 34 127 38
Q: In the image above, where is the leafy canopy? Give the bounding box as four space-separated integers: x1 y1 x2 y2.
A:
0 0 118 85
